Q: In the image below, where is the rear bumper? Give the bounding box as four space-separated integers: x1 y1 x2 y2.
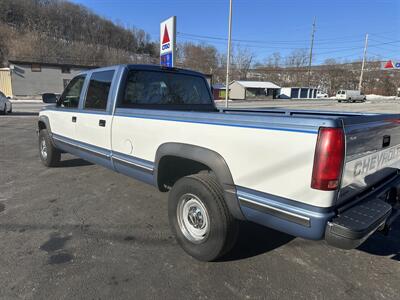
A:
238 174 400 248
325 198 394 249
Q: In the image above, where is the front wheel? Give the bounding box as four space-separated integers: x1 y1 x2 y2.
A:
168 173 238 261
39 129 61 167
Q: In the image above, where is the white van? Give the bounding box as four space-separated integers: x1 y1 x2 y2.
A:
336 90 366 102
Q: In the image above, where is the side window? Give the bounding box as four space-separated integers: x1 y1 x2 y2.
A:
58 75 86 108
84 70 114 110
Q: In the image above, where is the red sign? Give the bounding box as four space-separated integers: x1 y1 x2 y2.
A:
384 60 394 69
162 25 170 44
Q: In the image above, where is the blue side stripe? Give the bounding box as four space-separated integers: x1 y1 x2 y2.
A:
112 150 154 171
114 113 318 134
52 133 154 171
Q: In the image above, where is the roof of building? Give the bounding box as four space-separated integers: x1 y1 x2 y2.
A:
9 59 98 69
212 83 226 89
232 80 280 89
281 86 318 89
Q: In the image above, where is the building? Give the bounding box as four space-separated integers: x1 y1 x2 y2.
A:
0 60 96 98
229 80 281 100
212 83 226 100
279 87 318 99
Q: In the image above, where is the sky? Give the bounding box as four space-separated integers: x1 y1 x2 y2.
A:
71 0 400 65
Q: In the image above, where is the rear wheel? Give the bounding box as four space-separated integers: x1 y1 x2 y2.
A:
39 129 61 167
168 173 238 261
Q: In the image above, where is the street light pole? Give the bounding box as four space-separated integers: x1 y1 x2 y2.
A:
307 17 316 87
359 33 369 92
225 0 233 109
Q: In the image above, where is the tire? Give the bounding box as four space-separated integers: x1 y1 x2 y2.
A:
338 100 342 103
39 129 61 167
168 173 239 261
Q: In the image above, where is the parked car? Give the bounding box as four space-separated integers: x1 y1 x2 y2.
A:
336 90 366 102
0 91 12 114
38 65 400 261
316 91 328 98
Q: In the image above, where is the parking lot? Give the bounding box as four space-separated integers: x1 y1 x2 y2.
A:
1 99 399 299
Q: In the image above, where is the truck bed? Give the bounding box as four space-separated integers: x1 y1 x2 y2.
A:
225 108 400 206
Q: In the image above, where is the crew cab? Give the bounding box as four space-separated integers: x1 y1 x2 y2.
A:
38 65 400 261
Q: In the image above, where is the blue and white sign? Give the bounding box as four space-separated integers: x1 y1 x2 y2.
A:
160 52 173 68
160 16 176 67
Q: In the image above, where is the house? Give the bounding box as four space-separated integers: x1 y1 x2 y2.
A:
229 80 281 100
212 83 226 100
0 60 96 98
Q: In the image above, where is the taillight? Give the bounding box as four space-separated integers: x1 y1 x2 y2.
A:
311 127 345 191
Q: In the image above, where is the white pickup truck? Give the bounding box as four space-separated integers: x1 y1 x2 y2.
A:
38 65 400 261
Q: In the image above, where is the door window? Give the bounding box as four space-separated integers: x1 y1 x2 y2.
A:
84 70 115 110
58 75 86 108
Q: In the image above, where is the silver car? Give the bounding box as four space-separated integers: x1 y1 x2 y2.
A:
0 91 12 114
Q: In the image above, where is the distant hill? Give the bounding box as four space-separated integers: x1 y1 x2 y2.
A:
0 0 158 67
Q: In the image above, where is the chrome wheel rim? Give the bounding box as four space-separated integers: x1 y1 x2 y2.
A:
177 193 210 243
40 138 48 160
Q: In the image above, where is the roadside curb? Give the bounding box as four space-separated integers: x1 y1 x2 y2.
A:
10 100 42 104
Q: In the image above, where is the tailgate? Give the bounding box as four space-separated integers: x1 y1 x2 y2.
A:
338 114 400 204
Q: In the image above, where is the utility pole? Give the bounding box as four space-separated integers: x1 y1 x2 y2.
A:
307 17 316 87
359 33 369 92
225 0 233 108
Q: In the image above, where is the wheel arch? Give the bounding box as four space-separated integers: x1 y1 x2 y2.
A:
38 115 52 133
154 143 244 220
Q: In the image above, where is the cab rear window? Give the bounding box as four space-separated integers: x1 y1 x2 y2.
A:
118 70 213 110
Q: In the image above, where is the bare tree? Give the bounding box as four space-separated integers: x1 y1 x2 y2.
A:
265 52 281 68
180 42 219 74
232 45 254 80
285 49 308 68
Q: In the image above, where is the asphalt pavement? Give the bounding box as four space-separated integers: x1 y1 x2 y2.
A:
0 100 399 299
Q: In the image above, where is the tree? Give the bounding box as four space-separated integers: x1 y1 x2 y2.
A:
285 49 308 68
231 45 254 80
180 42 219 74
265 52 281 68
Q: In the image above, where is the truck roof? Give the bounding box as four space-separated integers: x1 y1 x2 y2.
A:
79 64 207 78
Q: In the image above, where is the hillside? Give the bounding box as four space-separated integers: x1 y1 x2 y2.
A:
0 0 158 66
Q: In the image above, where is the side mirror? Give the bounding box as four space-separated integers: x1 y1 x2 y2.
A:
6 96 11 100
42 93 58 104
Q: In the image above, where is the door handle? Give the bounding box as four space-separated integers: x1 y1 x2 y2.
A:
99 119 106 127
72 116 77 123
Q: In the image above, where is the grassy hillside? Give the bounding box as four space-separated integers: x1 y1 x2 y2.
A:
0 0 158 66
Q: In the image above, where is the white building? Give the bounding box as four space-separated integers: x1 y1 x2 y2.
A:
229 80 281 100
280 87 318 99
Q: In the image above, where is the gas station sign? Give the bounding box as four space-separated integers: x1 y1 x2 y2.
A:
160 16 176 68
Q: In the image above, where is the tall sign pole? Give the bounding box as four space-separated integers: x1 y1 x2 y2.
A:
359 33 369 92
160 16 176 68
225 0 233 108
307 17 316 87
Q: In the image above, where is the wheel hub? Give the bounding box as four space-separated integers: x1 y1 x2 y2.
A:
40 139 48 160
177 194 210 243
187 206 205 229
